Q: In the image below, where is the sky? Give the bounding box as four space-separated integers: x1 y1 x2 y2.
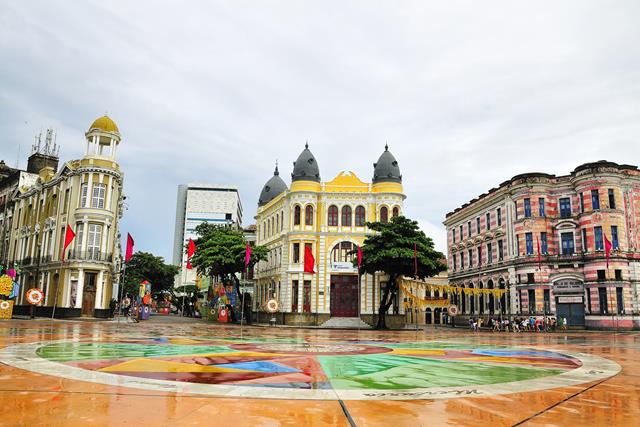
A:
1 1 639 262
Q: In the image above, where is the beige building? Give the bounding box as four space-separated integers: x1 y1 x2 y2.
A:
6 115 125 317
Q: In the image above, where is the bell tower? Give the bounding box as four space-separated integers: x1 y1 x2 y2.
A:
84 115 121 160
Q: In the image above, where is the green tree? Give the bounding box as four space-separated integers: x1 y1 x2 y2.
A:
122 251 179 298
189 223 267 316
359 216 446 329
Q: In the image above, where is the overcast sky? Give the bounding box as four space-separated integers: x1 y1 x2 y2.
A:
2 1 639 261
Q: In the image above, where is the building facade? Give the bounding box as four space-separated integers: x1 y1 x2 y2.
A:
254 144 405 326
172 184 242 289
444 161 640 329
4 115 125 317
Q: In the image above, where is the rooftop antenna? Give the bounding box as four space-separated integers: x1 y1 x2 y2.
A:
42 128 59 156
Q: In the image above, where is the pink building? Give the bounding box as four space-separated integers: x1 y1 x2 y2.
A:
443 161 640 330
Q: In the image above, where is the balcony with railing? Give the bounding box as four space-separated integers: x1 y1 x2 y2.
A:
64 250 114 263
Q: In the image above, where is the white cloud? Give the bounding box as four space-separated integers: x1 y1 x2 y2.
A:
1 1 639 260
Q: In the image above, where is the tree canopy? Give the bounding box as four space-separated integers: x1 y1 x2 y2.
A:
189 223 267 292
359 216 446 329
122 251 179 298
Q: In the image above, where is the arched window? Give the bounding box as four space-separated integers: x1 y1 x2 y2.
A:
275 215 279 232
328 205 338 226
392 206 400 217
281 211 284 231
380 206 389 223
331 241 355 263
305 205 314 225
355 206 366 226
294 205 301 225
341 206 352 226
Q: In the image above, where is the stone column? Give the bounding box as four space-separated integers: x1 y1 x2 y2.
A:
85 173 93 208
95 270 104 309
75 268 84 309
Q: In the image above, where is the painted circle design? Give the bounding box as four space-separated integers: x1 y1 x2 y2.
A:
0 338 620 401
448 305 458 316
0 301 9 310
266 299 279 313
25 288 43 305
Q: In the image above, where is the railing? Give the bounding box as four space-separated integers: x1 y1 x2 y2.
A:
65 250 113 262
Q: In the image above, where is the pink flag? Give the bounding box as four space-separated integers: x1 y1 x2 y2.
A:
186 238 196 269
304 245 315 274
61 224 76 262
604 234 613 268
125 233 134 264
244 243 252 272
357 245 363 269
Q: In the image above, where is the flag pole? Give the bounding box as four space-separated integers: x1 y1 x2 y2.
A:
117 262 126 326
357 269 361 334
51 259 63 320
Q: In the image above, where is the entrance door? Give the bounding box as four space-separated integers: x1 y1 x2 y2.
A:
82 272 97 316
330 275 358 317
556 300 585 326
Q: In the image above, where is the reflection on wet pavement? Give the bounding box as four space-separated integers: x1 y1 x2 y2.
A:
0 317 638 426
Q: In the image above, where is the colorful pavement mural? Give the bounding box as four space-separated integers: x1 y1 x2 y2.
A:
0 334 620 400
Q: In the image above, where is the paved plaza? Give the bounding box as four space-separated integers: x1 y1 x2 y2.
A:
0 317 638 426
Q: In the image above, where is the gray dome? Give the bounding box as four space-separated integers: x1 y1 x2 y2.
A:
373 144 402 183
258 164 288 206
291 143 320 182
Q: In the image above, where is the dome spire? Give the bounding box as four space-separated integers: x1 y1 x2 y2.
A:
292 142 320 182
259 162 288 206
373 144 401 184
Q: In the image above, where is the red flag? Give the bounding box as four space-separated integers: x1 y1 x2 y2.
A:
244 242 252 272
304 245 315 274
125 233 135 264
61 224 75 261
414 243 418 277
604 234 613 268
536 237 542 271
357 245 363 269
186 238 196 269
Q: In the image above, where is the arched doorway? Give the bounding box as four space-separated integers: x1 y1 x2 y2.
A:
478 282 484 314
553 278 585 327
461 289 466 313
329 241 358 317
488 280 495 314
469 284 475 313
425 308 432 324
434 308 441 324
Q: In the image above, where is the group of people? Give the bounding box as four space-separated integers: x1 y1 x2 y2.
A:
469 316 568 332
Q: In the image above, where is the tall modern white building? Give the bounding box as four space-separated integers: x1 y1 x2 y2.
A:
172 184 242 288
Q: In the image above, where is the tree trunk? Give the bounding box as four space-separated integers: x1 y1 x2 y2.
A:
375 275 397 329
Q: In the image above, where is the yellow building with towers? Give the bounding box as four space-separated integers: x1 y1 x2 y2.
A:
254 144 405 326
5 115 124 318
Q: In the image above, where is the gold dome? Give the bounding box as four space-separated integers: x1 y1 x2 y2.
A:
88 115 119 133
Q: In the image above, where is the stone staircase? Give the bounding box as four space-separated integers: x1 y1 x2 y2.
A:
320 317 372 329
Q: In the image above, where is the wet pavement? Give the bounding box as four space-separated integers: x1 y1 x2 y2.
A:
0 316 638 426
